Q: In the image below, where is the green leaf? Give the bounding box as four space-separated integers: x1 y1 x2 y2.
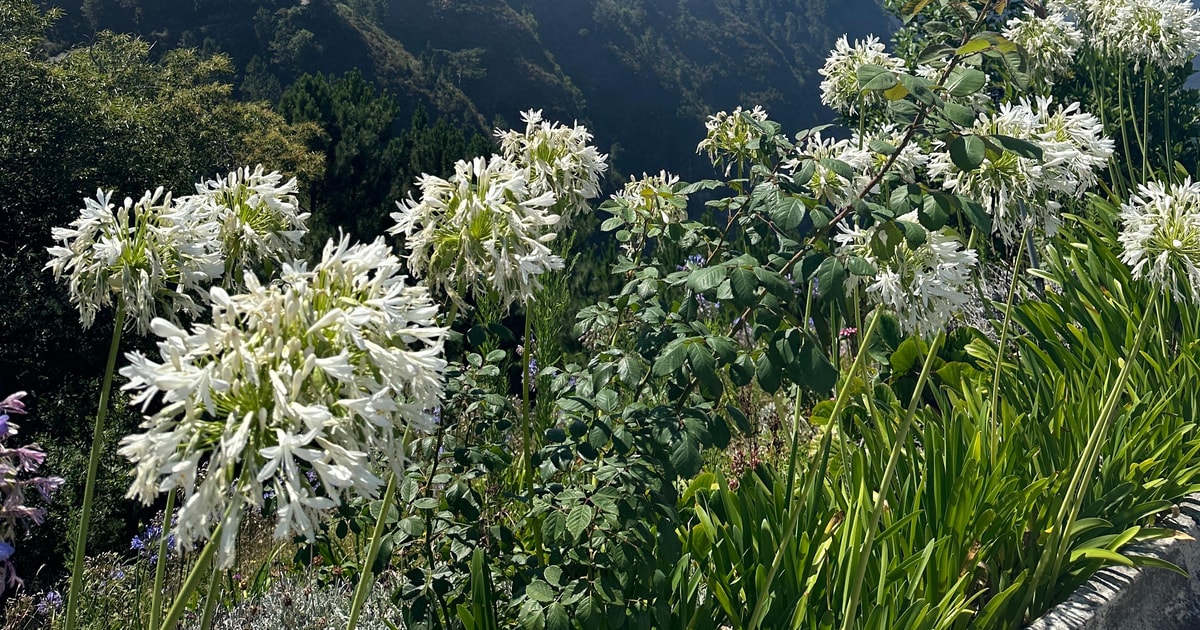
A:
769 194 806 231
527 579 557 604
857 63 898 90
869 138 898 155
706 336 739 363
688 343 721 395
566 504 595 543
891 338 924 374
754 267 793 299
599 217 624 232
956 37 992 56
942 101 977 127
687 265 727 293
729 268 759 307
883 82 910 101
919 193 950 230
671 437 704 477
731 354 755 387
542 510 566 542
945 67 986 97
846 256 877 276
948 135 986 171
616 355 644 386
546 603 570 630
653 340 688 376
797 341 838 393
959 196 992 233
756 353 782 393
811 256 846 301
992 134 1043 160
898 73 937 105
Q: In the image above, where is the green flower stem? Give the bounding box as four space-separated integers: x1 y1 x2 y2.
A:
148 489 177 630
159 517 223 630
749 307 884 629
841 331 944 630
1025 295 1155 620
1142 68 1151 179
1165 78 1174 173
198 562 221 630
346 471 399 630
988 224 1031 459
521 309 534 499
65 304 126 630
1117 63 1139 186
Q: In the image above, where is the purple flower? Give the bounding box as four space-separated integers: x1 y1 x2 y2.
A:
0 390 63 595
36 590 63 615
0 392 26 416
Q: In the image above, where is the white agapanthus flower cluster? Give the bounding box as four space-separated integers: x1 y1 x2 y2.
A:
45 188 223 335
836 213 979 336
1119 178 1200 302
851 124 930 184
1113 0 1200 68
190 165 309 279
496 109 608 224
391 155 562 307
818 35 905 115
46 166 310 334
118 236 447 567
1058 0 1200 69
785 132 872 208
696 106 773 175
1003 7 1084 82
928 97 1112 242
604 171 687 256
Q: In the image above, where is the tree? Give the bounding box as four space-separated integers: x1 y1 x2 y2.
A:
0 0 322 584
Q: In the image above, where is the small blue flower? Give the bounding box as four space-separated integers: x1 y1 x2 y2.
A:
0 542 13 561
37 590 63 614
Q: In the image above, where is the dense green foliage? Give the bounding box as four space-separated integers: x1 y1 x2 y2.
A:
6 0 1200 629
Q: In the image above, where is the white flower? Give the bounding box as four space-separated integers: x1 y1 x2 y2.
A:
189 165 309 281
390 155 562 308
836 213 978 336
1119 178 1200 302
1105 0 1200 69
818 35 905 115
1003 7 1084 82
602 171 689 257
496 110 608 225
785 132 873 208
927 98 1111 242
1029 96 1113 197
696 106 774 175
851 124 930 184
118 235 447 567
45 188 222 335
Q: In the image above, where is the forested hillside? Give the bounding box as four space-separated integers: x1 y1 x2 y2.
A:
40 0 895 177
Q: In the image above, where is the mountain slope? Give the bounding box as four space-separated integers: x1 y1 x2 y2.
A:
43 0 897 177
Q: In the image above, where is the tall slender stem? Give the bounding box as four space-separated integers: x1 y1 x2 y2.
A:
346 472 399 630
149 490 177 630
1165 68 1174 175
842 332 945 630
65 305 126 630
1142 67 1152 179
1117 63 1139 186
748 308 884 629
521 309 534 498
159 519 224 630
198 562 221 630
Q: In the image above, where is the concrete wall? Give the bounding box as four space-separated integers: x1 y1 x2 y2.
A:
1027 495 1200 630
